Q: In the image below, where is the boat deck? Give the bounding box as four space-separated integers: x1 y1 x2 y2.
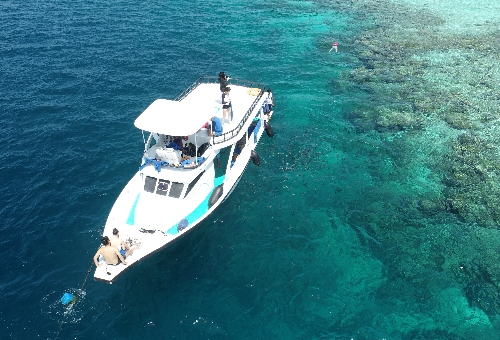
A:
181 82 264 129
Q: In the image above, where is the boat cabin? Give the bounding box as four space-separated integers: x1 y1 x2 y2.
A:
133 81 267 201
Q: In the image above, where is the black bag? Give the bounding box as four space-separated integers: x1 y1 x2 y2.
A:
197 142 210 157
184 143 196 157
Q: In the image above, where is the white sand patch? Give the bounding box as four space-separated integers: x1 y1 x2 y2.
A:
391 0 500 33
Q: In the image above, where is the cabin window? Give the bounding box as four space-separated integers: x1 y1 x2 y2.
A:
184 171 204 198
144 176 157 193
156 179 170 196
143 176 182 198
168 182 184 198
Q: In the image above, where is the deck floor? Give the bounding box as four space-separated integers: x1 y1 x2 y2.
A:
181 83 262 130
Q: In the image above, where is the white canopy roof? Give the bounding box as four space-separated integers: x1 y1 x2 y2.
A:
134 99 220 135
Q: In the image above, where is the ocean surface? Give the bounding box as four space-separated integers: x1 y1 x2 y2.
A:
1 0 500 339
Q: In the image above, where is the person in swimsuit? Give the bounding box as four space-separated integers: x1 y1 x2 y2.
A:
93 236 127 266
110 228 137 258
329 42 338 53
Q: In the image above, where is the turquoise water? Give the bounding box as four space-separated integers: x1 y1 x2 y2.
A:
2 0 500 338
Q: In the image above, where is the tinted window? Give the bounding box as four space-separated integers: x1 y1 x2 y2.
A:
144 176 157 193
156 179 170 196
169 182 184 198
184 171 204 198
148 134 158 149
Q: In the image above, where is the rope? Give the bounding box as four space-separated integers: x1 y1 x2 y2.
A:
53 260 94 340
51 234 143 339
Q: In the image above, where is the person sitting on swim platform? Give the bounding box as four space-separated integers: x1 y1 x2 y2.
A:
93 236 127 266
110 228 137 258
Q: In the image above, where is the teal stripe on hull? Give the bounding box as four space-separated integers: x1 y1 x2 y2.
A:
126 193 141 225
166 175 225 235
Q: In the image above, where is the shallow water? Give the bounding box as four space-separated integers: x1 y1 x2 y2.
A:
1 0 500 338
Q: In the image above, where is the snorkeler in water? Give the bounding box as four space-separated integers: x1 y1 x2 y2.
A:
329 41 338 53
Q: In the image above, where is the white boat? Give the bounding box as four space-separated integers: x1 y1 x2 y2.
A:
94 76 274 282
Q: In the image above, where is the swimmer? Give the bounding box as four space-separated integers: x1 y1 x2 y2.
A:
329 42 338 53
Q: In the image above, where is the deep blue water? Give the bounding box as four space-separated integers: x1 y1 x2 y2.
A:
2 0 500 339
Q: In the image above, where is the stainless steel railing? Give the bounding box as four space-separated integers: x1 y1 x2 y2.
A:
174 76 267 145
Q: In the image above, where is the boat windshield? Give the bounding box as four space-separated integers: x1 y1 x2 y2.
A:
168 182 184 198
144 176 159 193
156 179 169 196
143 175 185 199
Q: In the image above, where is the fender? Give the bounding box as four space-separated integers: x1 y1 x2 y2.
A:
264 121 274 137
208 185 224 208
250 150 261 166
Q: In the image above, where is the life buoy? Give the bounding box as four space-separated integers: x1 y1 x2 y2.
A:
247 88 261 96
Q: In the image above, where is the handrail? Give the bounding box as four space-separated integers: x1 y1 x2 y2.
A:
174 76 267 145
212 89 264 145
174 77 205 102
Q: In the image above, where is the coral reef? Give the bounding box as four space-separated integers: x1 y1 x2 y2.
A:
332 0 500 228
322 0 500 334
443 133 500 227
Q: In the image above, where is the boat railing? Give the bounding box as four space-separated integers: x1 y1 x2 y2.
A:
175 76 267 145
212 89 264 145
